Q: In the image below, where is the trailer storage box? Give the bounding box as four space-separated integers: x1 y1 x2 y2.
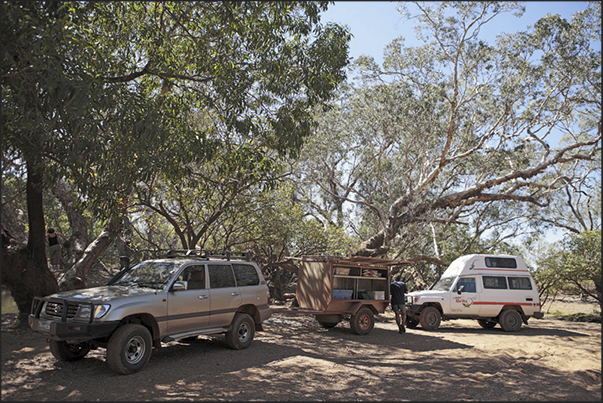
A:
333 289 354 300
368 291 385 300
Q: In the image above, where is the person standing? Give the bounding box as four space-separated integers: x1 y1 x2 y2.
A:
46 227 67 271
390 273 408 333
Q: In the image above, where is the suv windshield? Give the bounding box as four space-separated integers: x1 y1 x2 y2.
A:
111 261 181 290
431 277 456 291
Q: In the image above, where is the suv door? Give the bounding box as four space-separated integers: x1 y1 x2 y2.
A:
167 264 210 334
208 263 242 327
232 263 265 305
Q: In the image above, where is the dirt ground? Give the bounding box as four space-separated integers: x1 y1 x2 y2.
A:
1 305 601 402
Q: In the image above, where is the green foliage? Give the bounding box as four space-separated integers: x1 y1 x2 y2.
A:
534 230 601 307
295 1 600 271
2 1 351 220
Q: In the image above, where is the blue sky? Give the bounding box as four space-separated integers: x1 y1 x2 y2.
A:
321 1 593 65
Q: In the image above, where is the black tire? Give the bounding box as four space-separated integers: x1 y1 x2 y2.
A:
406 316 420 329
106 324 152 375
477 318 497 329
225 313 255 350
49 340 91 361
499 309 522 332
419 306 441 330
350 307 375 335
317 320 339 329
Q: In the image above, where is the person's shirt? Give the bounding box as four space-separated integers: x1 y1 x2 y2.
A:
47 234 59 246
390 281 408 305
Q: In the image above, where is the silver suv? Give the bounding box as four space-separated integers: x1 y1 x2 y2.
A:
29 250 272 374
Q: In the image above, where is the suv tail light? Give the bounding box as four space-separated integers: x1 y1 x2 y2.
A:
267 291 271 305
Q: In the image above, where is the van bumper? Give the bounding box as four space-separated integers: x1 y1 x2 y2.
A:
533 312 544 319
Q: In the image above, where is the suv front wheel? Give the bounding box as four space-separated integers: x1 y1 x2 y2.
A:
106 324 152 375
225 313 255 350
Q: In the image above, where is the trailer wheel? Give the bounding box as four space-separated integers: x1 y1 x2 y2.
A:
499 309 522 332
350 307 375 335
50 340 91 361
419 306 441 330
477 319 497 329
317 320 339 329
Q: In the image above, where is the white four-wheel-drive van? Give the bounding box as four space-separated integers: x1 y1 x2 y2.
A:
405 254 544 332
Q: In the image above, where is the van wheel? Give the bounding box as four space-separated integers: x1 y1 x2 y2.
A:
419 306 441 330
477 319 497 329
350 307 375 335
106 324 152 375
50 340 91 361
406 317 419 329
225 313 255 350
499 309 522 332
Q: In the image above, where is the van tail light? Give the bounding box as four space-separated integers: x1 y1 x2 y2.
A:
267 291 271 305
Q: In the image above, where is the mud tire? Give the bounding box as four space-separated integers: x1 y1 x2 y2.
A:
49 340 91 361
499 309 522 332
225 313 255 350
350 307 375 335
419 306 441 330
106 324 152 375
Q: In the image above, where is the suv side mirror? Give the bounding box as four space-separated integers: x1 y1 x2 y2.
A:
457 285 465 294
172 281 188 291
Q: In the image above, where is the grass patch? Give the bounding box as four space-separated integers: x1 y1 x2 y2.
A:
550 311 601 323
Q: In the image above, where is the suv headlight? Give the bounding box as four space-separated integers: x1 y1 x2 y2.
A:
74 304 111 321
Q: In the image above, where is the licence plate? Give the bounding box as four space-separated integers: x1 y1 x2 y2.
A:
38 320 51 332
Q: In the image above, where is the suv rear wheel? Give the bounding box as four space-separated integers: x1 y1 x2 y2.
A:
225 313 255 350
106 324 152 375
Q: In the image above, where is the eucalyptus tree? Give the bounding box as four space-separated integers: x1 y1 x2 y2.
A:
297 2 600 271
1 1 350 321
534 230 601 311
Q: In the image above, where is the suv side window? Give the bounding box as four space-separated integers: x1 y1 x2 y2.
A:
456 277 476 293
508 277 533 290
483 276 508 289
208 264 236 288
233 263 260 286
178 265 206 290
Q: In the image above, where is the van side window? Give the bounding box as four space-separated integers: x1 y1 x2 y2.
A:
233 264 260 286
484 257 517 268
456 277 476 293
483 276 508 289
208 264 236 288
508 277 532 290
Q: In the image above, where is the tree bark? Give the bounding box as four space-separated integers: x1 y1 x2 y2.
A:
58 217 122 291
0 156 59 325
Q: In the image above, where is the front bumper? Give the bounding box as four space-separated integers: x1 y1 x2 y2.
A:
29 296 119 342
29 316 119 341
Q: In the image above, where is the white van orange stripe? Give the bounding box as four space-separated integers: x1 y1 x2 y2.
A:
474 301 540 307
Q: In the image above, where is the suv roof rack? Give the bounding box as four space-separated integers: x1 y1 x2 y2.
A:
165 249 250 261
